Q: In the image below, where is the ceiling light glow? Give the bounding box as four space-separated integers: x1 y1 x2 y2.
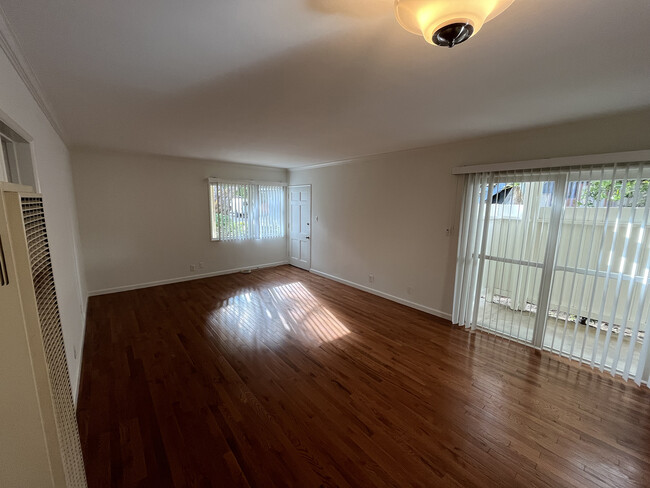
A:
394 0 515 47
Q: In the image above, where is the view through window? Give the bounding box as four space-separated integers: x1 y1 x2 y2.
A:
209 180 285 241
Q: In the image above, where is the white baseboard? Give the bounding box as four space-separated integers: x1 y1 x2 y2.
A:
87 261 289 297
310 269 452 322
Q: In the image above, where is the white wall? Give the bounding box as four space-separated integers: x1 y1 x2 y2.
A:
71 148 288 294
289 109 650 320
0 48 87 398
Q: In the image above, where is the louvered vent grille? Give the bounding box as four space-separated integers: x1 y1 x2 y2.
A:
21 196 87 488
0 234 8 286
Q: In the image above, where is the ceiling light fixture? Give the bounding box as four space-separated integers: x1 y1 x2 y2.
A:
394 0 515 47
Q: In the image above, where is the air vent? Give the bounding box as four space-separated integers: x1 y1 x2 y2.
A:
0 234 8 286
21 196 87 488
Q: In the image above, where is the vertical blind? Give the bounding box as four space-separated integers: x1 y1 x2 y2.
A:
210 180 285 241
259 185 285 240
453 162 650 387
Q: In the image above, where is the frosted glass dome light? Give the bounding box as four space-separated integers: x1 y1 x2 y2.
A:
394 0 515 47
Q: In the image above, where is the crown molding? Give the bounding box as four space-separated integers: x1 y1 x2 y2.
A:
0 6 66 141
452 149 650 175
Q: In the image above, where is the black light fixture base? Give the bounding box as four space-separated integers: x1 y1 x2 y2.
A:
432 22 474 48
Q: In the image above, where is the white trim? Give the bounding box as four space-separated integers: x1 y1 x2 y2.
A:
208 177 287 186
0 137 7 182
292 148 650 175
452 150 650 175
288 144 435 172
0 110 40 192
310 269 452 322
0 5 65 140
87 261 289 296
290 158 364 172
0 181 32 192
0 107 33 143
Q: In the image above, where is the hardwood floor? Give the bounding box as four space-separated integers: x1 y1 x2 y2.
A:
77 265 650 487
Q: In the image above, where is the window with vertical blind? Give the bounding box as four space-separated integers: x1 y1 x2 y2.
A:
1 137 11 182
209 179 285 241
453 159 650 387
1 119 35 187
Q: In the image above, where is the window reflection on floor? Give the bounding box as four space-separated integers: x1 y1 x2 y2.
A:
208 281 351 347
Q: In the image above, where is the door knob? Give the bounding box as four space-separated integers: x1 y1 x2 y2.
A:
305 236 310 239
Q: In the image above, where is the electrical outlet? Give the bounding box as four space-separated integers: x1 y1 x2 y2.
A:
368 274 375 284
407 287 413 295
190 264 196 272
199 262 205 269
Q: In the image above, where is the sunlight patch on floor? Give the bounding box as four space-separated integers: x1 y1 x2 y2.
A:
208 281 351 347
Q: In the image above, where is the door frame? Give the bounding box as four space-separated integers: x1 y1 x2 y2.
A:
287 184 312 270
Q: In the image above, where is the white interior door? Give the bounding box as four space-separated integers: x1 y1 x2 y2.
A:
289 185 311 270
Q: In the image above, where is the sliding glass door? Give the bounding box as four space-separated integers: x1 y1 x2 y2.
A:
473 173 565 346
545 165 650 380
454 162 650 386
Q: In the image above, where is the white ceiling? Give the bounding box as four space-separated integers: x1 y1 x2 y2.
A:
1 0 649 168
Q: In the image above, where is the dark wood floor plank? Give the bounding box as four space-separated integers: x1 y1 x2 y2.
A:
77 265 650 487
